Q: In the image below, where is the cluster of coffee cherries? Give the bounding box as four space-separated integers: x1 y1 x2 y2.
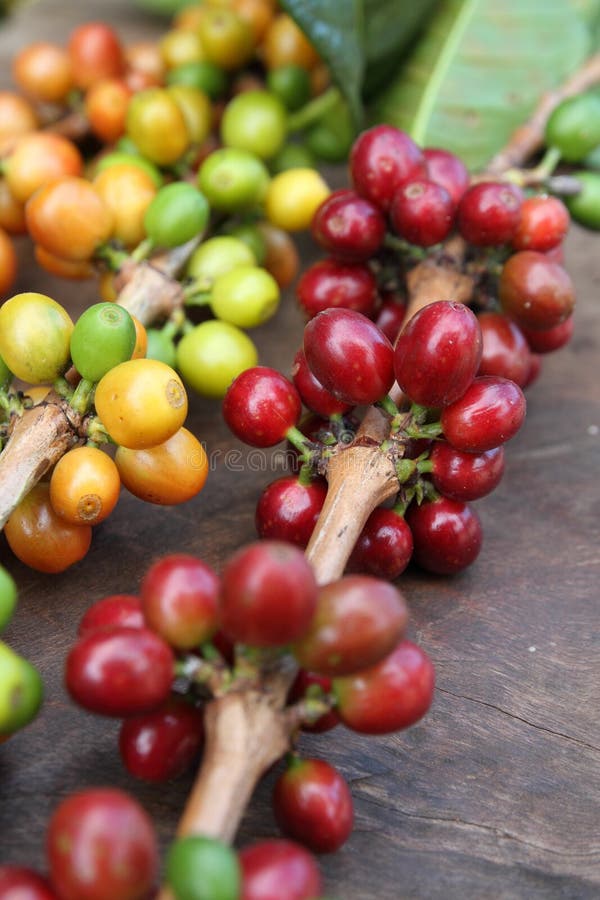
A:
0 542 434 897
0 564 42 742
222 123 576 578
0 292 209 573
0 8 340 396
0 789 327 900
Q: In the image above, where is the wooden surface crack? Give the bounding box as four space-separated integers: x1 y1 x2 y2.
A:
436 687 600 753
386 808 600 860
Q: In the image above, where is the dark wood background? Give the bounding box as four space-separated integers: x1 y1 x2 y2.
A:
1 3 599 897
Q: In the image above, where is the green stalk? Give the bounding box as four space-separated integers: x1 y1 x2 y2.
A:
287 86 342 133
285 425 314 459
69 378 95 416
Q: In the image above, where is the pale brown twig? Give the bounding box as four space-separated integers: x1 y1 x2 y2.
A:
487 52 600 175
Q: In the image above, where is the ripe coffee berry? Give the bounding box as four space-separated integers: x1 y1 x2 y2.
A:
140 553 220 650
219 541 318 647
375 297 407 343
348 507 414 580
390 178 455 247
499 250 575 330
477 311 532 387
303 308 395 406
293 575 409 677
423 147 470 204
429 443 505 502
239 839 322 900
521 315 574 353
255 475 328 548
77 594 144 637
406 496 483 575
394 300 482 407
291 347 352 417
273 757 354 853
350 124 427 211
295 257 378 320
457 181 523 245
333 640 435 734
512 194 570 251
65 626 174 717
223 366 302 447
0 866 56 899
119 697 205 782
47 788 157 900
311 188 386 262
441 375 526 453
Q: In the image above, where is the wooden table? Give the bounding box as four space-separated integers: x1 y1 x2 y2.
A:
1 3 599 897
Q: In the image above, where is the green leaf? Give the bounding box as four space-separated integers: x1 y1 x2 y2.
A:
363 0 440 98
279 0 366 125
371 0 593 171
570 0 600 25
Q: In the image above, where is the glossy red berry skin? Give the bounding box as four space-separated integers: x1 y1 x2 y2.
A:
350 125 427 211
429 442 505 501
140 554 220 650
457 181 523 245
498 250 575 330
348 507 414 579
394 301 482 407
303 308 395 406
406 496 482 575
333 639 435 734
296 258 378 320
65 626 174 717
477 311 532 387
390 179 455 247
239 839 322 900
441 375 526 453
521 315 574 353
273 758 354 853
0 867 57 899
523 353 542 389
311 189 386 262
220 540 318 647
78 594 144 638
287 669 340 733
499 251 575 331
255 475 327 548
119 697 204 782
424 147 470 205
544 242 565 264
223 366 302 448
375 297 407 343
46 788 157 900
294 575 408 677
291 348 352 417
512 195 570 251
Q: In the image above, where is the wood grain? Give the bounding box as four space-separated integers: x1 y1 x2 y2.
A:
1 3 599 898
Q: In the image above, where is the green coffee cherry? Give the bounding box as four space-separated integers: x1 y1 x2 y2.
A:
70 303 136 383
186 236 256 291
0 566 17 632
210 265 280 329
0 641 43 735
565 171 600 229
166 835 241 900
144 182 210 248
545 92 600 162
